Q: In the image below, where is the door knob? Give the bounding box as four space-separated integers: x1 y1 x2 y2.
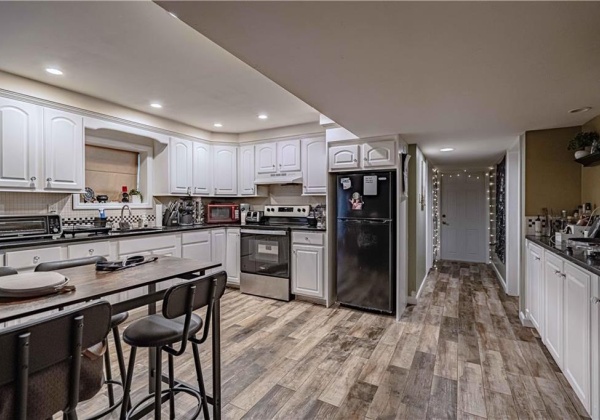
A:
30 176 36 181
46 177 52 182
592 296 600 305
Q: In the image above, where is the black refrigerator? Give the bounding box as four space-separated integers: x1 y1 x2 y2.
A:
336 171 396 314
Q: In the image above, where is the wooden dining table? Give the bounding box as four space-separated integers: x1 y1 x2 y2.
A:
0 256 224 420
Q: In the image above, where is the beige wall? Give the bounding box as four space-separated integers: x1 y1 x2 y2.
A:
581 114 600 207
525 126 582 215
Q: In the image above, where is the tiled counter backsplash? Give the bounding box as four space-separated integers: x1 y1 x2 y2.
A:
0 185 324 226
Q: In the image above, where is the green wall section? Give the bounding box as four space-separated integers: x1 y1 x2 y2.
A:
407 144 428 297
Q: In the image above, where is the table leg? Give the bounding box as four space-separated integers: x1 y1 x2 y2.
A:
148 283 157 393
212 296 221 420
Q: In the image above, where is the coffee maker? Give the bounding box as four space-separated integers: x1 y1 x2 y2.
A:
179 198 195 226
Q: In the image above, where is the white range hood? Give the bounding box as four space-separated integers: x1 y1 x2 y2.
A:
254 172 303 185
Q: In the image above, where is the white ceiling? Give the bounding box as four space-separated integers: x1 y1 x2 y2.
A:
0 1 319 134
159 1 600 168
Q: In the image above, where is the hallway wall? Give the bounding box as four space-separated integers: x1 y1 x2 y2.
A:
408 144 428 297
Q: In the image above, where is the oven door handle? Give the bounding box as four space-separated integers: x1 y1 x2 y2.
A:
240 229 288 236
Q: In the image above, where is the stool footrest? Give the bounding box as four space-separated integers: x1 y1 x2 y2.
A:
126 385 203 420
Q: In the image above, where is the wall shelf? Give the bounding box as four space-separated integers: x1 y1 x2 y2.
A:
575 153 600 167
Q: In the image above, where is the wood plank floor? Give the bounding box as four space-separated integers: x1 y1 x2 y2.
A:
74 260 590 419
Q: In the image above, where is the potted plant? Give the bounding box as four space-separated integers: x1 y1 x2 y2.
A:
568 131 600 159
129 189 143 204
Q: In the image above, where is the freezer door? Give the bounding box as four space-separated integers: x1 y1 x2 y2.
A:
336 172 394 219
336 219 395 313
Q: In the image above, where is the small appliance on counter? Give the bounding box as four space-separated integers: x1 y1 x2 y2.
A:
0 214 63 241
178 198 195 226
206 202 240 224
245 211 264 224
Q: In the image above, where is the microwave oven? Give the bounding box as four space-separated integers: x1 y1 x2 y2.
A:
206 203 240 224
0 214 62 241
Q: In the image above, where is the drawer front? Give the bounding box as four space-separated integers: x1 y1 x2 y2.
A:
6 247 63 270
182 230 211 245
292 231 324 246
119 234 177 255
68 241 110 259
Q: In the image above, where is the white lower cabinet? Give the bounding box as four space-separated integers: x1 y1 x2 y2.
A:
526 240 596 416
525 242 543 334
210 229 227 275
182 230 212 263
225 228 240 285
563 262 591 412
68 241 110 259
543 251 563 367
291 231 325 299
5 246 63 271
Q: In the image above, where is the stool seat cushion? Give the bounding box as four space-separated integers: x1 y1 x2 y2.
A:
111 312 129 328
123 314 203 348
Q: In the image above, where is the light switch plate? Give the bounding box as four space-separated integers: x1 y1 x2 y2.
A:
48 204 58 214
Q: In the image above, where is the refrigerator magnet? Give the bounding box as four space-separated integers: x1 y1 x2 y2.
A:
341 177 351 190
350 192 364 210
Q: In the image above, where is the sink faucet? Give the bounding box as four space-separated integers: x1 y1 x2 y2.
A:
120 205 132 230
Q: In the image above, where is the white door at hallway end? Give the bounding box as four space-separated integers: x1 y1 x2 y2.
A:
440 172 487 263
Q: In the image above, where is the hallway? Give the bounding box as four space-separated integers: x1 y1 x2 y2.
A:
76 261 588 419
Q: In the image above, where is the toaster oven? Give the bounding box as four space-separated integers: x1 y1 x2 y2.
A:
206 203 240 224
0 215 63 241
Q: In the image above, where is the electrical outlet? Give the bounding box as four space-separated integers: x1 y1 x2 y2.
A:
48 204 58 214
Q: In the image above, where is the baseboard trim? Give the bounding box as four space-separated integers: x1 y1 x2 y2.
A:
519 310 534 328
415 272 429 299
490 262 507 293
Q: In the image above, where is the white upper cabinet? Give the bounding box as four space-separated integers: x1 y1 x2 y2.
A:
0 98 40 189
329 144 360 171
169 137 193 195
302 137 326 195
192 142 212 195
239 145 255 196
362 140 396 168
256 143 277 174
277 139 301 172
213 145 237 195
43 108 84 191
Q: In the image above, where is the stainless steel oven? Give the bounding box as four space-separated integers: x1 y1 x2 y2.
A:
240 229 290 301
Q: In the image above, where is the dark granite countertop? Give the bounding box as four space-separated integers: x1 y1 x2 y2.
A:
0 223 326 251
526 235 600 277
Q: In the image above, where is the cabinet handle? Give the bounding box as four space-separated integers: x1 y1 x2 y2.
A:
46 177 52 182
364 157 368 161
554 270 561 275
591 297 600 305
89 249 94 255
353 159 357 162
33 256 40 263
30 176 36 181
293 250 296 254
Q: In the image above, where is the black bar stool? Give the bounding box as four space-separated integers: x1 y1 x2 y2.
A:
35 256 130 418
0 301 112 419
120 271 227 420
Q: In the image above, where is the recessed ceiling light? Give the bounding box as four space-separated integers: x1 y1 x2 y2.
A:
440 148 454 152
150 103 162 109
569 107 592 114
258 114 268 120
168 12 178 19
213 123 223 128
45 68 63 75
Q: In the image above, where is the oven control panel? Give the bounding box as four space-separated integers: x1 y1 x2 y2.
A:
264 205 310 217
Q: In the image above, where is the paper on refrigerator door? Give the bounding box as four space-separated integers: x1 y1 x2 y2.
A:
340 177 351 190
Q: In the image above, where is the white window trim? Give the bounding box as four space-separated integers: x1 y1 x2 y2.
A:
72 135 154 210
